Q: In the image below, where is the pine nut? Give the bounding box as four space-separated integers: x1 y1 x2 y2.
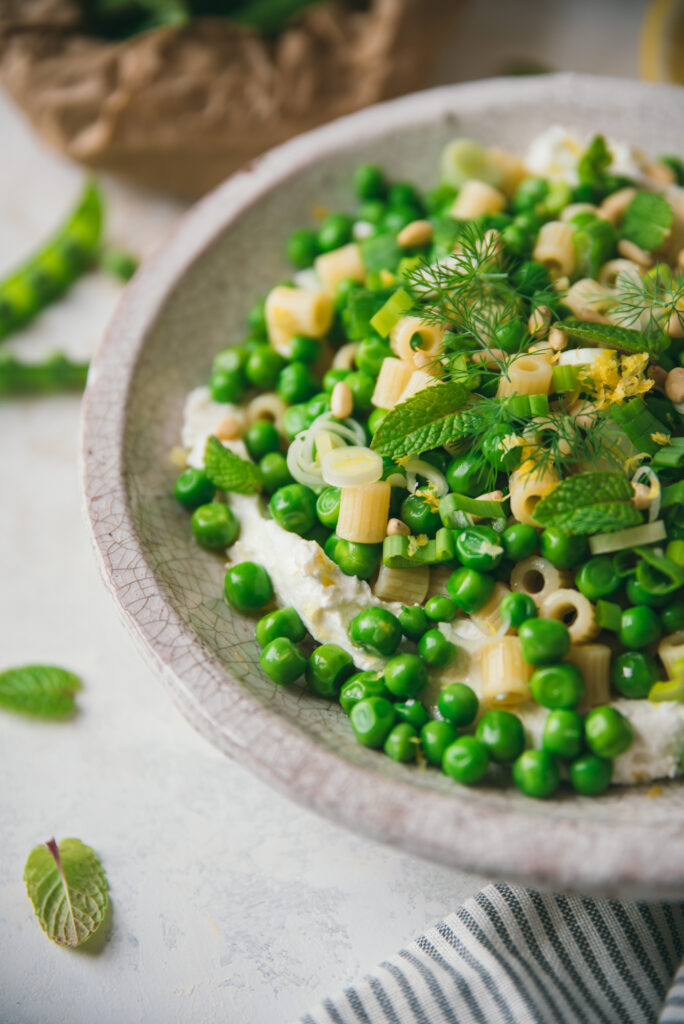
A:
646 160 676 185
528 305 553 338
216 415 243 440
598 187 637 225
387 518 410 537
472 348 505 365
632 483 652 510
617 239 652 268
331 380 353 419
665 368 684 404
548 327 567 351
397 219 434 247
647 364 668 389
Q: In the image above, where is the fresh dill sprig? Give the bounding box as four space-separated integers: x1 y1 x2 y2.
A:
608 264 684 341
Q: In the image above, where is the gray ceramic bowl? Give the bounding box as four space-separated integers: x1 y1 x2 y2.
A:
82 74 684 898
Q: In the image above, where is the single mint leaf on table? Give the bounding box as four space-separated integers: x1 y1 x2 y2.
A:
24 838 109 948
204 435 262 493
562 319 668 356
0 665 80 717
370 381 471 459
533 471 643 535
621 191 673 252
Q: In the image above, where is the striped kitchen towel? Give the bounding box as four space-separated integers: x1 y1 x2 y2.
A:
300 883 684 1024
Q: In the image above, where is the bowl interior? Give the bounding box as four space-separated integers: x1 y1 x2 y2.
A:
86 75 684 896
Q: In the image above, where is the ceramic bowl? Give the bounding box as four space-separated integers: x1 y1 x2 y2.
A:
82 74 684 898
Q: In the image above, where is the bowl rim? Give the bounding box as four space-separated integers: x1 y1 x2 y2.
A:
81 73 684 897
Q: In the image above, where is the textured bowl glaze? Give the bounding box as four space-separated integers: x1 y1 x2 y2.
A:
82 74 684 898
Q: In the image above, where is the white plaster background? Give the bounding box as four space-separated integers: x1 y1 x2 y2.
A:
0 2 647 1019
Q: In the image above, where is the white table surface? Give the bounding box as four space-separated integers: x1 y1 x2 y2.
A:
0 2 646 1017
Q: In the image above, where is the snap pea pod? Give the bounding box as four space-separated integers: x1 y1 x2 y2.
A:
0 352 89 397
0 181 103 342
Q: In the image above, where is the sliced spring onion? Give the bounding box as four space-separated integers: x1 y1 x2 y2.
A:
369 287 413 338
648 678 684 703
589 519 667 555
439 491 505 526
404 457 448 497
631 465 662 523
610 398 669 456
558 347 611 366
321 446 383 487
551 364 580 392
286 412 367 486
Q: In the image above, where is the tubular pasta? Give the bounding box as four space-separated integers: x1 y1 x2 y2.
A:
480 636 532 708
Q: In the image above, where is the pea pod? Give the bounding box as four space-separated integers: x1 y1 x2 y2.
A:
0 181 103 341
0 351 89 397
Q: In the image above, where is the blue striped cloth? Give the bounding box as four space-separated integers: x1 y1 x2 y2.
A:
300 883 684 1024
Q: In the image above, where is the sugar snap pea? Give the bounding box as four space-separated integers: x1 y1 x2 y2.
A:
0 181 103 342
0 351 89 397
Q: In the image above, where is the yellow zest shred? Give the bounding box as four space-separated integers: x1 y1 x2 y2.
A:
415 487 441 513
580 351 654 409
651 432 671 446
380 269 397 286
623 452 650 473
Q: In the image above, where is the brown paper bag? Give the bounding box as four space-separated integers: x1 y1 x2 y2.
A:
0 0 460 197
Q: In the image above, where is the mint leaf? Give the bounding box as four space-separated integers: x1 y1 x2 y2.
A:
24 838 109 948
533 472 642 534
577 135 611 185
371 381 471 458
621 191 673 251
0 665 80 717
204 436 262 493
563 319 668 355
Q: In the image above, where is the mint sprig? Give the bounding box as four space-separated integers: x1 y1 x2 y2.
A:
0 664 81 717
533 472 643 535
204 436 262 493
563 319 668 356
371 381 471 459
621 191 673 252
24 838 109 948
577 134 611 185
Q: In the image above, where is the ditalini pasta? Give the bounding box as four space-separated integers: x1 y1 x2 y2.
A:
176 127 684 800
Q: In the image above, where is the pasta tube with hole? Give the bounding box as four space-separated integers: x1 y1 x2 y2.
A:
480 636 532 708
497 355 553 398
471 582 511 637
315 243 366 295
540 588 599 644
336 481 391 544
371 357 415 409
533 220 577 278
390 316 443 368
509 462 560 526
566 644 611 711
265 285 333 353
510 556 570 605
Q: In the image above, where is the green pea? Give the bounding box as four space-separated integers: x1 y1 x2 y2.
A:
316 486 341 529
501 523 538 562
368 408 389 434
384 723 418 762
666 539 684 566
333 539 381 579
543 709 584 759
512 749 560 799
354 163 387 200
519 618 570 666
513 211 543 235
442 736 490 784
345 370 375 413
612 651 660 699
662 601 684 633
256 606 306 648
191 503 239 549
500 592 537 630
212 345 249 374
455 526 504 572
400 494 441 537
513 176 549 213
619 606 662 650
304 522 330 548
286 334 321 364
476 709 525 763
540 527 587 570
322 368 349 392
424 182 456 214
394 698 430 730
260 637 307 685
384 205 419 234
625 577 670 608
286 228 320 269
350 696 396 747
569 754 613 795
388 181 422 209
259 452 293 494
174 467 216 509
349 607 402 657
512 260 550 296
224 561 273 612
575 556 621 601
245 334 268 353
481 423 522 471
358 199 386 223
438 682 478 727
307 391 331 420
209 367 246 403
244 419 280 461
246 347 286 389
306 644 354 698
318 213 353 253
269 483 317 536
398 605 430 641
420 720 458 765
384 653 428 699
447 567 494 614
247 298 267 334
530 663 584 709
340 672 389 714
355 337 392 377
418 629 456 668
277 361 318 404
424 595 459 623
585 706 634 758
283 403 312 439
501 224 531 257
446 453 490 497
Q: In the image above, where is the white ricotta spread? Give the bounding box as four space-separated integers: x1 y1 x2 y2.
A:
524 125 646 186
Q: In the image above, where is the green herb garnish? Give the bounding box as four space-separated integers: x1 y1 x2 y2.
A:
577 134 611 186
24 838 109 948
621 191 673 251
371 381 470 459
0 665 81 717
533 472 642 534
204 436 262 493
562 318 669 356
